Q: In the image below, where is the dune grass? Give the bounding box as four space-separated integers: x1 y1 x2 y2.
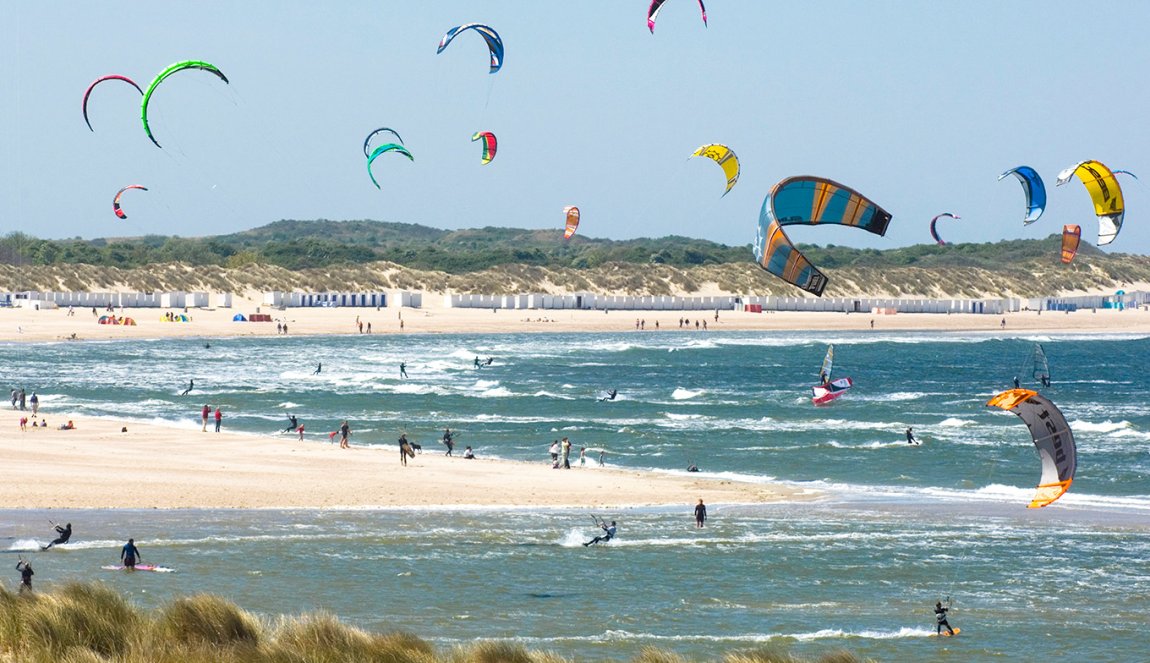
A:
0 584 870 663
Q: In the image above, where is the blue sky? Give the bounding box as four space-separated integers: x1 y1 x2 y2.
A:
2 1 1148 255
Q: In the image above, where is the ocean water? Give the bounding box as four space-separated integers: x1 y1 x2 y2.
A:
3 330 1149 661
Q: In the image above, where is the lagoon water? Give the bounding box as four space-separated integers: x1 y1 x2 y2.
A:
3 330 1149 661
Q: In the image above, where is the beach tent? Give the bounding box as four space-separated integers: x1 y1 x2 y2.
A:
122 317 137 326
98 315 113 325
232 313 247 322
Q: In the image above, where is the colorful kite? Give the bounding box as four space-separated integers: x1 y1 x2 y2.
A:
471 131 497 165
363 127 405 158
690 144 739 197
83 75 144 132
1061 225 1082 264
1056 160 1124 246
113 185 148 219
563 206 580 239
648 0 708 33
998 166 1046 225
986 389 1077 508
140 61 230 148
929 212 961 245
366 143 414 189
437 24 504 74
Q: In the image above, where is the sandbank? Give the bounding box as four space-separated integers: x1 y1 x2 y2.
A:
1 291 1149 343
0 416 805 510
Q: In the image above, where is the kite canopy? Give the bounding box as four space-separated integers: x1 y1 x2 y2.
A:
363 127 404 158
366 143 414 189
1061 225 1082 264
753 176 892 297
648 0 708 33
1114 169 1138 180
437 24 504 74
113 184 148 219
690 144 739 197
563 206 580 239
471 131 497 165
998 166 1046 225
1056 160 1124 246
140 60 230 148
929 212 961 245
986 389 1077 508
83 75 144 132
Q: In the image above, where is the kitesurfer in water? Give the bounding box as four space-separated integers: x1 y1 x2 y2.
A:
583 520 617 546
313 362 322 375
284 414 298 433
400 362 408 378
934 600 955 636
905 427 918 445
41 523 71 550
599 389 618 402
486 357 494 366
121 539 141 570
180 379 194 396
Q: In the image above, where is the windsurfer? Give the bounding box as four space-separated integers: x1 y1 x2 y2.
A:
1013 376 1021 389
1040 374 1051 388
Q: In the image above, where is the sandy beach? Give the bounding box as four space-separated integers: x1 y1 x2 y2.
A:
0 416 805 510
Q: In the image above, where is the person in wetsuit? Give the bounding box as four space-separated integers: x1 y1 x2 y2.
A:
442 428 455 456
284 414 299 433
906 427 918 445
934 601 955 635
121 538 141 569
16 559 33 592
694 500 707 528
180 379 194 396
584 521 617 546
599 389 617 402
41 523 72 550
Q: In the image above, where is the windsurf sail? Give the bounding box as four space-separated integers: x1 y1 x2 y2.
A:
811 344 852 404
1030 344 1050 385
985 389 1076 508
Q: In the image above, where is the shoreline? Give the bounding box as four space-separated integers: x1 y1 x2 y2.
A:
1 415 810 511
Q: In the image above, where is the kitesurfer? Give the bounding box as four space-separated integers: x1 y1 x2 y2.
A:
905 427 918 445
486 357 494 366
694 499 707 528
599 389 618 402
442 428 455 456
474 356 481 369
934 600 955 636
400 362 408 378
583 521 617 546
687 463 699 472
15 559 33 592
41 522 71 550
313 362 322 375
284 414 298 433
121 538 141 569
180 379 194 396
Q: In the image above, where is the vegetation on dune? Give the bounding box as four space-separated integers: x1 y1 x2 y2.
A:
0 583 870 663
0 220 1146 298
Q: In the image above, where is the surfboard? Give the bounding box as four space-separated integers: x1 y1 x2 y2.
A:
402 443 415 458
101 564 175 573
932 627 960 637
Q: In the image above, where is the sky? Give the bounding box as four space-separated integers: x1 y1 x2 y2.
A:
2 1 1149 256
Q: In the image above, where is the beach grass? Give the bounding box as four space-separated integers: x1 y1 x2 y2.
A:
0 584 870 663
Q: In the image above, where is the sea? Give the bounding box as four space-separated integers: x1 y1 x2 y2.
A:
3 329 1149 662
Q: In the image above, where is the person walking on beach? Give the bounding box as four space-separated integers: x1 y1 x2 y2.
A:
18 388 25 410
284 414 299 433
29 392 38 416
561 437 572 469
201 404 210 432
934 600 955 636
399 433 411 466
400 362 408 378
41 522 72 550
339 420 351 449
181 379 194 396
598 449 605 466
584 520 617 546
15 559 33 592
10 388 16 409
905 427 918 445
214 406 222 433
694 499 707 528
121 538 141 570
579 446 586 467
442 428 455 456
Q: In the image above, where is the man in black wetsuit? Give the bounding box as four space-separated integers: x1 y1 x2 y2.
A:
121 538 141 570
906 427 918 445
934 601 955 635
584 521 617 546
41 522 72 550
599 389 617 402
284 414 298 433
442 428 455 456
16 559 33 592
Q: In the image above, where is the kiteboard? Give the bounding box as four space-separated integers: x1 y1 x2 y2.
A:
402 443 415 458
932 627 961 637
101 564 175 573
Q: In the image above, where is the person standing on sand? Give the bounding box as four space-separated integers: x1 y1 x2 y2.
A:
121 539 141 569
579 446 586 467
549 440 560 468
18 388 25 410
214 406 222 433
442 428 455 456
598 449 605 466
399 433 411 466
694 499 707 528
201 404 210 432
339 420 351 449
29 392 38 416
561 437 572 469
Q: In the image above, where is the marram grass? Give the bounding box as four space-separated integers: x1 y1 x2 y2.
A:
0 584 870 663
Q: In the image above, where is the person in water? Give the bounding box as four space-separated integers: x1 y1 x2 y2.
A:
1041 374 1051 388
442 428 455 456
121 538 141 569
687 463 699 472
485 357 494 366
474 356 481 369
284 414 299 433
905 427 918 445
584 521 617 546
599 389 617 402
934 600 955 636
694 499 707 528
42 522 72 550
1013 376 1021 389
16 559 33 592
313 362 322 375
400 362 408 378
180 379 194 396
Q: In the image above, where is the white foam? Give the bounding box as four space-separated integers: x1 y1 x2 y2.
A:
670 388 704 400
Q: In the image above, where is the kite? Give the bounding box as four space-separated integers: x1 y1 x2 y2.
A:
471 131 497 165
753 176 892 297
929 212 961 245
363 127 404 158
986 389 1077 508
1061 225 1081 264
113 185 148 219
366 143 413 189
1114 169 1138 180
648 0 708 33
140 60 230 148
563 206 580 239
437 24 504 74
997 166 1046 225
82 75 144 132
690 144 739 197
1056 160 1124 246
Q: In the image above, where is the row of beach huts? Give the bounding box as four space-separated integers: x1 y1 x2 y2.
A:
0 289 1141 314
